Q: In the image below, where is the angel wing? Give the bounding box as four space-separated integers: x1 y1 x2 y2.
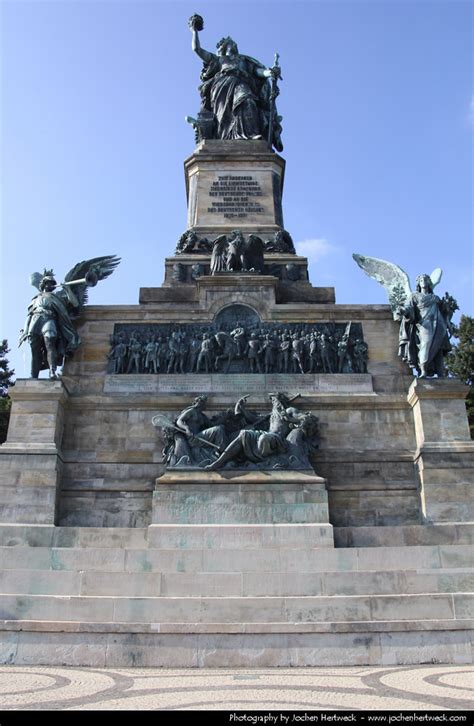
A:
58 255 121 308
210 235 228 274
430 267 442 289
352 253 412 317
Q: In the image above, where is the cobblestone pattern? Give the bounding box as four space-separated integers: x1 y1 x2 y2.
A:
0 665 472 711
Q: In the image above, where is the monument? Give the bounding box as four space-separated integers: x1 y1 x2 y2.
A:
0 15 472 667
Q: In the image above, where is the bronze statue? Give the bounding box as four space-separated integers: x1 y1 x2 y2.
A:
210 230 265 274
353 253 458 377
153 393 319 471
188 14 283 150
20 256 120 379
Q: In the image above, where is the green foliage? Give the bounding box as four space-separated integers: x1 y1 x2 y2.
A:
388 283 407 312
0 339 15 443
0 339 15 396
446 315 474 438
0 396 11 444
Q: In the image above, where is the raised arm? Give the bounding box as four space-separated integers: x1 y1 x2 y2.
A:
190 26 214 64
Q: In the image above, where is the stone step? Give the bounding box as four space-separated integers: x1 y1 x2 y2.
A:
1 567 472 597
1 592 471 624
3 621 473 667
1 544 472 573
0 525 149 549
334 523 474 548
0 523 334 549
152 503 328 524
147 524 334 549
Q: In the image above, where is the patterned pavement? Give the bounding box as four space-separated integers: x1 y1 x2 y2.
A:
0 665 472 711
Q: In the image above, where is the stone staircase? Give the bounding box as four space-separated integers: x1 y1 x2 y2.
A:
0 522 472 667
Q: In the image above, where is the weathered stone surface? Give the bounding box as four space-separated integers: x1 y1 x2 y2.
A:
184 140 285 236
2 628 472 666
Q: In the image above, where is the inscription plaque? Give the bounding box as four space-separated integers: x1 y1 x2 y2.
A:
104 374 374 395
207 175 265 219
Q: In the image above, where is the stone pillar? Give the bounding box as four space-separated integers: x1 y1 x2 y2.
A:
407 378 474 523
0 379 69 524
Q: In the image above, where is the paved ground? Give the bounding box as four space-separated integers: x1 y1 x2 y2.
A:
0 665 472 711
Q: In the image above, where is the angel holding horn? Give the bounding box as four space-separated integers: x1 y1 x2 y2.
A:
353 254 458 378
19 256 120 379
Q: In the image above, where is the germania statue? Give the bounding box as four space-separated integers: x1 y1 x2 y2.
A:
187 13 283 151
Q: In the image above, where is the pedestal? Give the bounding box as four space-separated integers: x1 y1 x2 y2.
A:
184 139 285 239
0 379 69 524
149 469 334 548
407 378 474 523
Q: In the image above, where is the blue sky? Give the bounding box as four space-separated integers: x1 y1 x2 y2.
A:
1 0 472 378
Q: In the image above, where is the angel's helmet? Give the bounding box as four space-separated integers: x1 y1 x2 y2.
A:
216 36 238 56
416 274 433 293
39 269 57 292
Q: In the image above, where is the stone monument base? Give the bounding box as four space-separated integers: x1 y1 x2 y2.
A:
0 520 472 666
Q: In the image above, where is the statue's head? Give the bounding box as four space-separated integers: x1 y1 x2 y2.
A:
40 274 57 292
193 395 207 409
216 36 238 56
416 274 433 293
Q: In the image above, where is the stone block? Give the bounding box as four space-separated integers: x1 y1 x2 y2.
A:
403 571 474 595
242 572 324 597
14 632 107 667
202 548 279 573
0 450 62 525
152 502 328 525
438 545 473 569
0 594 115 622
160 572 242 597
125 548 203 573
286 633 383 667
197 633 292 667
105 633 199 667
279 548 359 573
50 547 126 572
378 630 473 665
408 379 471 448
334 523 474 548
147 523 333 549
284 595 372 622
453 594 474 619
0 569 81 596
0 546 53 570
0 525 58 548
370 594 455 621
80 571 162 597
0 632 18 664
357 545 442 571
322 571 404 597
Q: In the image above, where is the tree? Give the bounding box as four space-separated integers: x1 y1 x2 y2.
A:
445 315 474 438
0 339 15 443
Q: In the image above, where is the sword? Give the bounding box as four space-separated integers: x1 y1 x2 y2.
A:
267 53 281 147
151 413 221 450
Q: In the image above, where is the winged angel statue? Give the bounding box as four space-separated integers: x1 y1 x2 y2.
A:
353 254 458 378
19 256 120 379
